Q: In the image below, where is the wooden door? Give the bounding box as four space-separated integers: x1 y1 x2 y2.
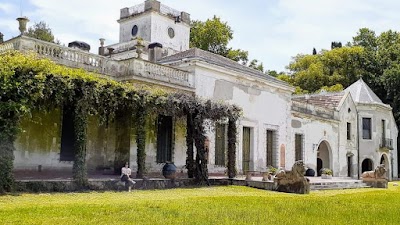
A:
266 130 274 167
215 124 226 166
242 127 251 173
157 115 173 163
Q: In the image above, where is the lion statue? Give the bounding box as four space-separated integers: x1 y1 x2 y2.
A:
276 161 306 180
275 161 309 194
361 164 387 179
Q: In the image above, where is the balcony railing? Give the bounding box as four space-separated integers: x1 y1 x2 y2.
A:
380 138 393 150
0 36 194 90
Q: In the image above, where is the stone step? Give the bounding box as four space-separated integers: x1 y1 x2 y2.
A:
310 181 369 190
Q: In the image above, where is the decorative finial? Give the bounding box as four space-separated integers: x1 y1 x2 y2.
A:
135 37 145 59
99 38 105 47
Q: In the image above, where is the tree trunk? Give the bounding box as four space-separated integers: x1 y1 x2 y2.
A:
72 102 89 188
136 107 146 178
193 115 209 184
186 113 195 178
227 118 237 179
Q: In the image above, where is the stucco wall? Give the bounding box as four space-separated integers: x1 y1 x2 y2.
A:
337 94 358 178
357 104 398 179
14 111 118 173
129 114 188 175
193 64 293 173
119 12 189 52
290 114 340 176
14 109 70 171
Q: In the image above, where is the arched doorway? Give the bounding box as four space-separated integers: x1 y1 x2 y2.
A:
317 158 323 176
316 141 331 176
380 154 390 177
361 158 373 173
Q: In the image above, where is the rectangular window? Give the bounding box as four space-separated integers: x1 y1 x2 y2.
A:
215 124 226 166
157 115 173 163
347 122 351 140
60 106 75 161
382 120 386 139
266 130 275 167
242 127 251 173
295 134 303 161
362 118 372 139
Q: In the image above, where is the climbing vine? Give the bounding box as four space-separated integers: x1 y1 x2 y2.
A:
136 105 146 178
227 118 238 178
0 51 242 192
185 113 195 178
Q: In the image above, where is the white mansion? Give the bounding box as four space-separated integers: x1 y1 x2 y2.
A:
0 0 397 180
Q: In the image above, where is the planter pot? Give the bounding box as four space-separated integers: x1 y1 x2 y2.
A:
262 172 269 181
162 162 177 179
321 174 332 179
305 168 315 177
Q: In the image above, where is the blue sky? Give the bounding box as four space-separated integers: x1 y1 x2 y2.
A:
1 0 400 71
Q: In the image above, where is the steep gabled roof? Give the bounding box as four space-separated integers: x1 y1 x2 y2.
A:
292 92 346 110
344 78 383 105
158 48 292 89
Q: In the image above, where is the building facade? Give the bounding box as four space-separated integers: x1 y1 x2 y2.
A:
0 0 397 179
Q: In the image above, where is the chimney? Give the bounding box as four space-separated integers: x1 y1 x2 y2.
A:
148 42 163 62
99 38 105 55
180 12 191 24
0 32 4 43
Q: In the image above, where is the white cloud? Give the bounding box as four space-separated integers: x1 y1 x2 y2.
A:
0 2 16 13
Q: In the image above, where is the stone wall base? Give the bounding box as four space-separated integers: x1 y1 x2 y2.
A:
362 178 388 188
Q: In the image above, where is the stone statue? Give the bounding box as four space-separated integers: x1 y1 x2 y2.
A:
275 161 310 194
361 164 387 179
361 164 388 188
276 161 306 180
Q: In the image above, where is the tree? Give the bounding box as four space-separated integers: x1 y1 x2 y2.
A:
331 41 342 49
280 46 365 93
26 21 59 44
190 16 265 72
190 16 232 56
226 48 249 65
248 59 264 72
282 27 400 127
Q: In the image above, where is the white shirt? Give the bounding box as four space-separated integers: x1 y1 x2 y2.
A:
121 167 131 176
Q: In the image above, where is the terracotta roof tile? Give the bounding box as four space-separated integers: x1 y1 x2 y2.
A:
292 92 345 109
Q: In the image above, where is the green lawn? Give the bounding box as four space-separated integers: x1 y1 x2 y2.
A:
0 184 399 225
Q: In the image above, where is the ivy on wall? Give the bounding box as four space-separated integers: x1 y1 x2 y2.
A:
227 118 238 178
0 51 241 192
136 105 146 178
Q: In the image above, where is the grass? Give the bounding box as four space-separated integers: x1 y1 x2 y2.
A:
0 184 400 225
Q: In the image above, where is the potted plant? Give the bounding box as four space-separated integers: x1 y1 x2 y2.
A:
321 168 333 179
263 166 278 181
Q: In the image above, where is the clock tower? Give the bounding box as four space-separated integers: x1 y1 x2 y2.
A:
118 0 190 53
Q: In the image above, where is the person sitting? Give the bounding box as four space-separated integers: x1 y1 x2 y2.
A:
121 162 136 192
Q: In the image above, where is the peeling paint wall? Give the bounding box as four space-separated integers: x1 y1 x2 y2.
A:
290 113 340 176
85 116 116 172
193 65 293 173
14 109 69 171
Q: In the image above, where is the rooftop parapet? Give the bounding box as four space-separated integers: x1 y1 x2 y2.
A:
119 0 190 24
0 36 194 91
